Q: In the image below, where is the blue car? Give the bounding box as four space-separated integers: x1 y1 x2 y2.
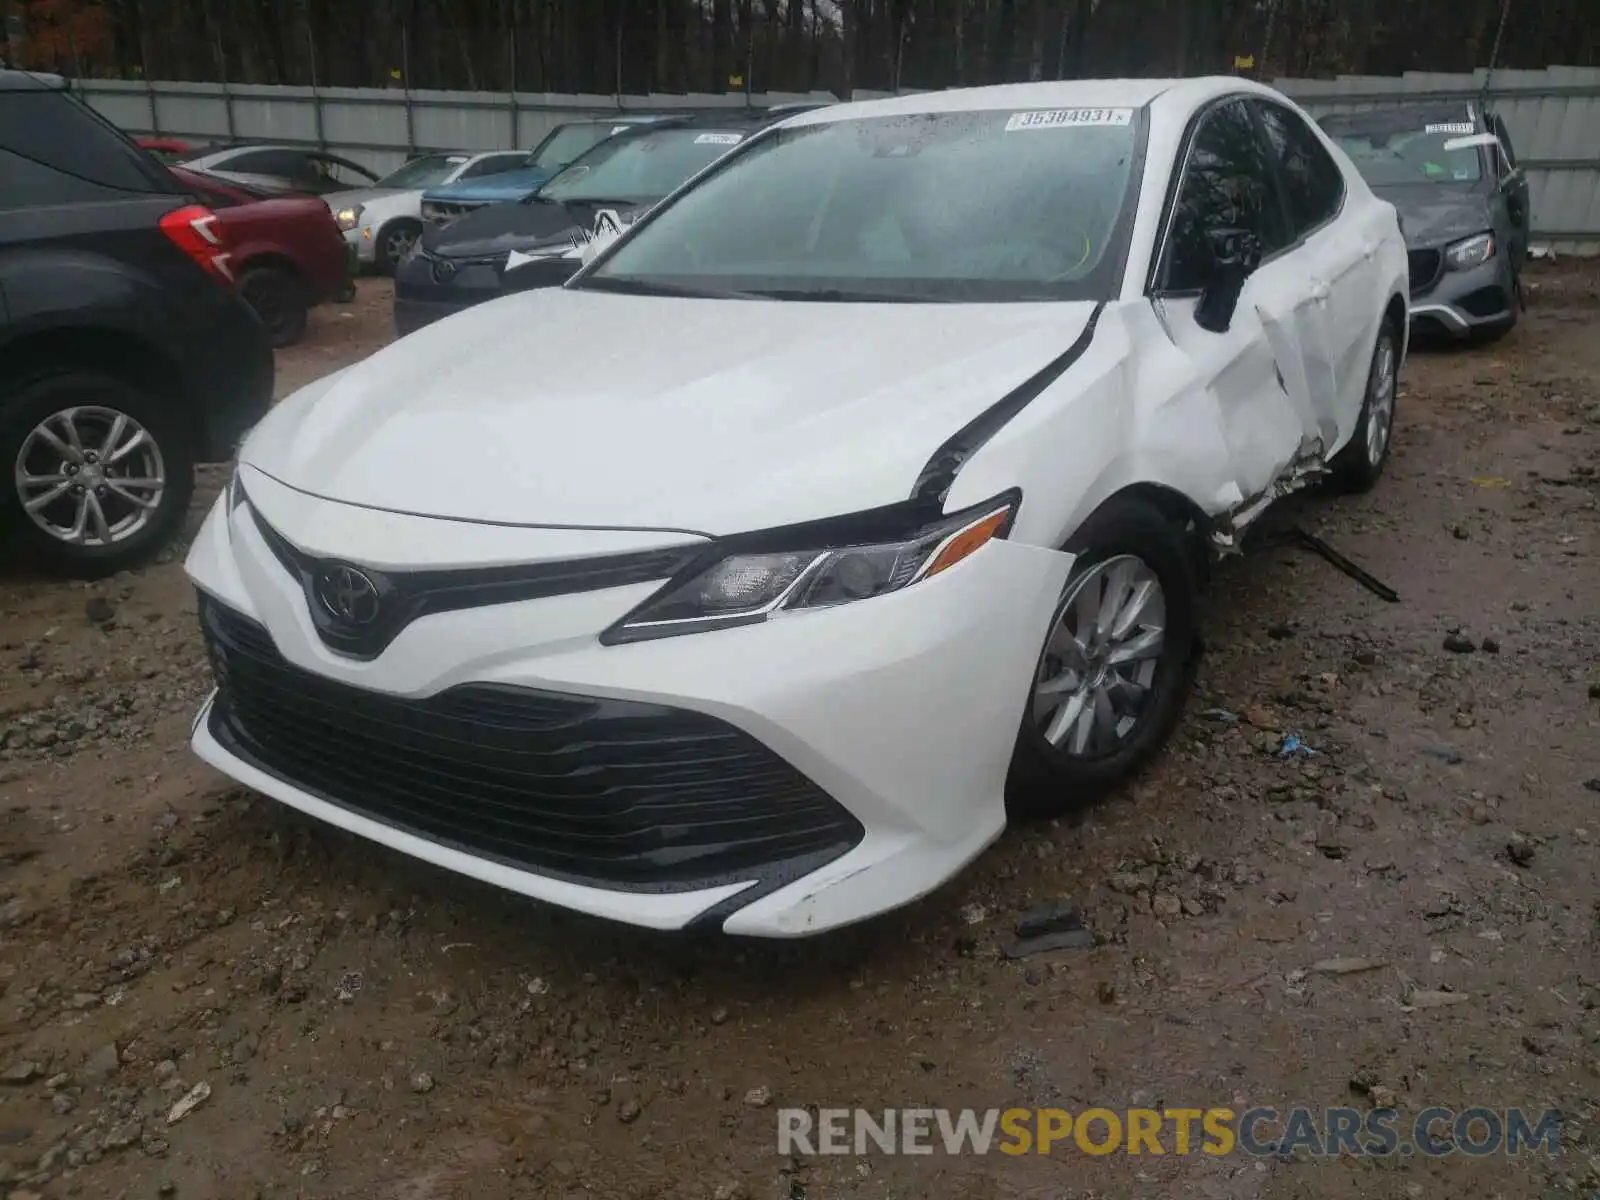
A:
419 115 670 228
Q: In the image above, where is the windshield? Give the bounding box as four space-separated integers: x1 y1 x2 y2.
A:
528 123 617 170
376 154 468 189
1326 118 1483 186
539 128 747 203
580 107 1145 303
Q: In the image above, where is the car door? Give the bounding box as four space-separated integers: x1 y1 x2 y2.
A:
1489 114 1530 269
1252 98 1368 453
1150 97 1317 502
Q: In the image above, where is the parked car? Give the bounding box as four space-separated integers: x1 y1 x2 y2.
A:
135 134 206 162
170 167 354 347
394 113 781 336
187 78 1407 936
418 115 672 229
1 70 273 578
1320 103 1529 341
321 149 529 273
178 143 381 197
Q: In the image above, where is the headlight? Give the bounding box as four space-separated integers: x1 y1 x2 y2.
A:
601 493 1018 644
225 465 247 513
334 205 363 231
1444 232 1494 271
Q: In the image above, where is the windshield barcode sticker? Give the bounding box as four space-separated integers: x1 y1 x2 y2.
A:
1425 122 1474 135
694 133 743 145
1005 107 1133 131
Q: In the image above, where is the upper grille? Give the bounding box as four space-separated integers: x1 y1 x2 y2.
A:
200 597 863 893
1407 249 1442 296
246 500 697 661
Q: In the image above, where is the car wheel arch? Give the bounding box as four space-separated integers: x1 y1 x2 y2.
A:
1059 482 1214 583
0 326 195 451
235 252 305 286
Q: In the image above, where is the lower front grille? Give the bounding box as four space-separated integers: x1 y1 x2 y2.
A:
200 597 863 893
1407 249 1442 295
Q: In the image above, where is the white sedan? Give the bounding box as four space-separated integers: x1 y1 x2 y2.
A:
187 77 1407 937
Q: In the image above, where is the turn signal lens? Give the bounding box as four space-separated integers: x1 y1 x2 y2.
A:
918 508 1012 582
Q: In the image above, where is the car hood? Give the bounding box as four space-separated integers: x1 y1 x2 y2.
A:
425 168 549 204
1372 183 1494 248
242 289 1103 533
423 196 651 260
322 186 406 210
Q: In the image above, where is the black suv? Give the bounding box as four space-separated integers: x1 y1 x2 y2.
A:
1 70 273 577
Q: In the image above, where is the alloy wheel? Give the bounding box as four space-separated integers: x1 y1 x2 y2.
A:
13 406 166 547
1366 335 1397 466
385 226 418 264
1033 554 1167 758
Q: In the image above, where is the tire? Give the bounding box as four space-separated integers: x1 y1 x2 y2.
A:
375 219 422 274
237 265 308 348
0 371 195 580
1006 497 1201 818
1328 318 1400 493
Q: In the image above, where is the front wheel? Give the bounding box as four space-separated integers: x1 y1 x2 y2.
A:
1007 498 1201 818
1 371 195 579
375 220 422 274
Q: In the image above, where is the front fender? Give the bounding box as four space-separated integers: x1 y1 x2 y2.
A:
945 301 1243 552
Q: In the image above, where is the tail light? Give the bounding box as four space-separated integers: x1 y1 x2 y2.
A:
159 205 234 284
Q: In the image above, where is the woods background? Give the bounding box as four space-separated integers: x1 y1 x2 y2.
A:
2 0 1594 98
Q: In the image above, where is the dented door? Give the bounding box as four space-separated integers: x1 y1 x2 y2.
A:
1148 98 1315 503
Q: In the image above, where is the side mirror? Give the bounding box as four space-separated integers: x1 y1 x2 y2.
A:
1194 227 1262 334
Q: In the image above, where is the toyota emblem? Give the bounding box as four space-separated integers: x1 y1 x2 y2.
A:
315 565 382 626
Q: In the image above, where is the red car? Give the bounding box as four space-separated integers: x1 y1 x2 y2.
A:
137 135 205 162
170 166 354 347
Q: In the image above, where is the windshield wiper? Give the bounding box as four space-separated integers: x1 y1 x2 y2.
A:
574 276 767 300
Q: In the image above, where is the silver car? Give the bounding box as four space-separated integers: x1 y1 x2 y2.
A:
320 150 528 272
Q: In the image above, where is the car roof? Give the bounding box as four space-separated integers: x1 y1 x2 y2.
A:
1318 102 1481 132
0 69 67 92
778 76 1290 127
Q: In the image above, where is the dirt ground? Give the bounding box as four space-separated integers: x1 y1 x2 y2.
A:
1 271 1598 1200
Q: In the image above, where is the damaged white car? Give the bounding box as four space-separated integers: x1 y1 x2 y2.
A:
187 77 1408 937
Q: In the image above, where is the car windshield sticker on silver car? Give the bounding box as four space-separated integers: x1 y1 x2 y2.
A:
1005 107 1133 131
1425 122 1474 135
695 133 744 145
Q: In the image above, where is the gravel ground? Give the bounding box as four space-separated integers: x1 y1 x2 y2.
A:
1 270 1598 1200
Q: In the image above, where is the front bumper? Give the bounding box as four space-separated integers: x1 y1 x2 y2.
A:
1407 248 1515 338
345 227 376 267
184 484 1072 936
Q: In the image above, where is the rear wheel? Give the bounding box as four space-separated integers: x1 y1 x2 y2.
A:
1 371 195 579
375 219 422 274
237 265 308 348
1007 498 1201 817
1329 319 1399 493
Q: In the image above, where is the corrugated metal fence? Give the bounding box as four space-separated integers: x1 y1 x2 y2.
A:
79 65 1600 252
78 79 861 179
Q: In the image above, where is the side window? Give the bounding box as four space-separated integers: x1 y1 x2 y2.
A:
0 91 170 194
224 150 301 178
0 146 124 210
459 154 521 179
316 156 373 186
1253 101 1345 236
1161 100 1287 293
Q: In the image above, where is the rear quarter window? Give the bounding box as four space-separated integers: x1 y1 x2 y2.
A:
0 89 173 195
